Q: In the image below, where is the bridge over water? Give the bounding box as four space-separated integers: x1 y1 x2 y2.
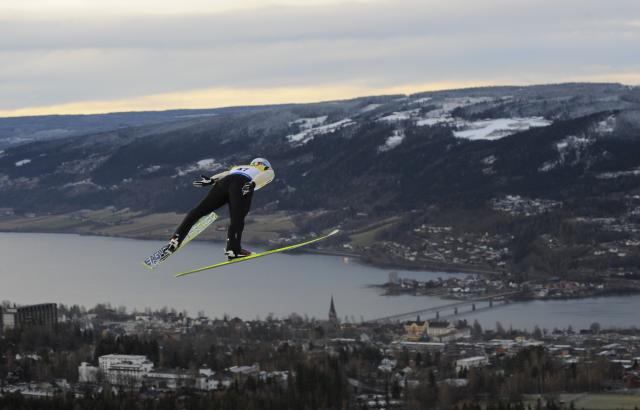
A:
369 291 521 323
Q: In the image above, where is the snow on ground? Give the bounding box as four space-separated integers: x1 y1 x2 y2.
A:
378 130 405 152
286 118 355 145
454 117 551 141
538 135 593 172
481 155 498 175
412 97 432 105
416 117 455 127
439 97 494 114
378 109 420 122
380 108 454 126
289 116 328 130
418 97 497 121
175 158 223 176
15 159 31 167
482 155 497 165
597 168 640 179
61 179 103 189
380 97 503 129
142 165 162 174
360 104 382 113
595 115 616 134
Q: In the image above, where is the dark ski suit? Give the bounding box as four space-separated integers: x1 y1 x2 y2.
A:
174 173 254 254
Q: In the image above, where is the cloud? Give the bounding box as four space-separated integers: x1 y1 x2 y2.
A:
0 0 639 114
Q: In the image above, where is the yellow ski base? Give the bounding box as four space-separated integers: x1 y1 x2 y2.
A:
175 229 340 277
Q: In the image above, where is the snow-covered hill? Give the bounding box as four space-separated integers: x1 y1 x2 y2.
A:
0 82 639 217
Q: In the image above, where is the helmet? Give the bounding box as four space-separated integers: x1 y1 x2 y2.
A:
250 157 271 170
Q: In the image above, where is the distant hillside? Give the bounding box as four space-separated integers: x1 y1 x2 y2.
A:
1 82 640 277
0 104 292 149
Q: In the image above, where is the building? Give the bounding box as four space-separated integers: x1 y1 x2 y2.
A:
1 307 17 331
16 303 57 327
455 356 489 372
1 303 57 332
427 320 456 338
391 341 446 352
143 369 194 390
98 354 154 386
404 318 428 342
78 362 99 383
196 368 219 391
426 320 471 342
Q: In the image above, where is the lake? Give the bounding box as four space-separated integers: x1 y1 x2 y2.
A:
1 232 637 330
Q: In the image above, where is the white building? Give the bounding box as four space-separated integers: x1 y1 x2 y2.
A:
1 307 17 331
427 321 455 337
144 370 193 389
98 354 154 385
196 369 218 391
229 363 259 377
78 362 99 383
196 376 220 391
455 356 489 372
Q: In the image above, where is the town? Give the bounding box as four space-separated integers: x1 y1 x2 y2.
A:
380 271 640 303
3 300 640 409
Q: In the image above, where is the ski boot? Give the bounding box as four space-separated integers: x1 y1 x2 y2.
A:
160 235 180 261
225 248 253 261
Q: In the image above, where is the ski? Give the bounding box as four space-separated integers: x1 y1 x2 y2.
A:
175 229 340 277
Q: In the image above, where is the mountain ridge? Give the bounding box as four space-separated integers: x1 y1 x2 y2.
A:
1 82 640 276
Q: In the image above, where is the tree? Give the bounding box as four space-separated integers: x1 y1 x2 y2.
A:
472 320 483 338
533 326 543 340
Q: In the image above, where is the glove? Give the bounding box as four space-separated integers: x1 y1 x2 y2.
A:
193 174 215 187
242 181 255 196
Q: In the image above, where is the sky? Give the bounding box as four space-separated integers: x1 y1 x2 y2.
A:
0 0 639 117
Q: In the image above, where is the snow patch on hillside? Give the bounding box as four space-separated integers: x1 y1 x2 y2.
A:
142 165 162 174
379 97 520 131
15 159 31 167
175 158 223 176
289 116 327 130
378 130 405 152
378 109 420 122
286 119 355 145
597 168 640 179
430 97 495 117
360 104 382 113
481 155 498 175
539 135 593 172
62 179 103 190
595 115 616 134
454 117 551 141
412 97 432 105
416 117 455 127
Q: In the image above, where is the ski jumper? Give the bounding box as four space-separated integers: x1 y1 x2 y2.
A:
174 164 274 253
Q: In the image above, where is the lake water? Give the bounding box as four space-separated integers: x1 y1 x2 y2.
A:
1 232 638 330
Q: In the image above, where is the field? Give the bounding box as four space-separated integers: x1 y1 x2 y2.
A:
0 208 299 245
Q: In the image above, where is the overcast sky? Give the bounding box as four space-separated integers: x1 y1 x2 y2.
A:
0 0 638 116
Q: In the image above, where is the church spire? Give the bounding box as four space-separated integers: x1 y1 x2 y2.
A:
329 294 338 324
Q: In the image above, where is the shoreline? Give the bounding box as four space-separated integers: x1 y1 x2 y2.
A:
0 226 491 276
0 210 501 277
